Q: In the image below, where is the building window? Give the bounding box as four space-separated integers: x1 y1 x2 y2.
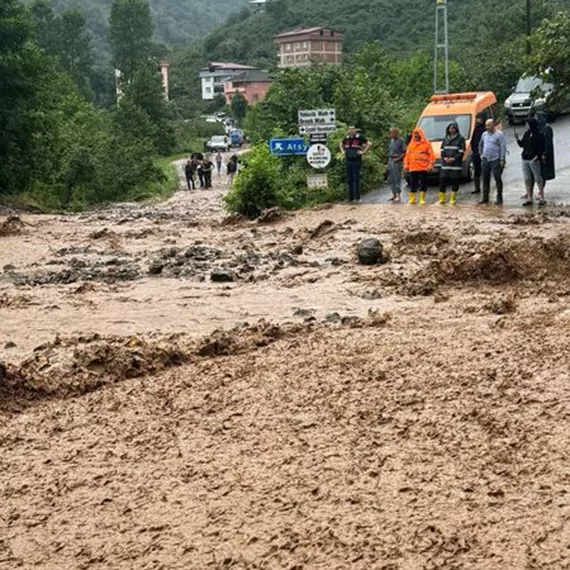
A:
285 43 292 51
252 93 259 102
205 87 212 94
302 41 308 49
320 30 324 36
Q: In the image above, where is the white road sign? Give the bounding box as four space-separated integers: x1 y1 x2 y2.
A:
307 173 328 189
306 144 332 169
299 124 338 135
298 108 336 135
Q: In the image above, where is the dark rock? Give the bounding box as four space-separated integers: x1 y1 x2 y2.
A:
291 244 304 255
4 341 16 349
148 261 165 275
358 238 384 265
3 264 16 272
0 361 6 383
211 268 234 283
293 308 315 318
341 316 361 326
325 312 341 323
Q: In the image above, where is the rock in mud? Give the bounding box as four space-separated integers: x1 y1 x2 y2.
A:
0 362 6 383
358 238 384 265
4 341 16 349
291 244 304 255
211 268 235 283
148 261 165 275
0 216 25 237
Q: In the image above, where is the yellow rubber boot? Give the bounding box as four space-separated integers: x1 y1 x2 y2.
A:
450 191 457 206
419 191 427 205
438 192 446 205
409 192 417 205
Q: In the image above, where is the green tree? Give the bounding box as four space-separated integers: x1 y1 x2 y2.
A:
530 11 570 108
55 10 94 96
230 91 248 123
109 0 153 84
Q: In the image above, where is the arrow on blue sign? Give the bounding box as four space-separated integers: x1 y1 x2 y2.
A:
270 138 309 156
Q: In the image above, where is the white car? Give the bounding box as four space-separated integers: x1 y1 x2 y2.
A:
206 135 230 152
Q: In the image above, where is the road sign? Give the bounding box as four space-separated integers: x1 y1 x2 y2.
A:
306 144 331 169
307 173 328 189
298 108 336 136
269 138 309 156
309 133 328 144
299 124 337 135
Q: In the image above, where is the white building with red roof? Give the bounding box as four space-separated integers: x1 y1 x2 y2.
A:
199 62 257 100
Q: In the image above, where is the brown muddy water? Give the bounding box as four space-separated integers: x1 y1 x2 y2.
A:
1 180 569 569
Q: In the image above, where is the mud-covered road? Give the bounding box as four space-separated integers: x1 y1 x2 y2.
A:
1 175 569 569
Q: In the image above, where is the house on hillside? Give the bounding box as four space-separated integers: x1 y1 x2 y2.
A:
199 62 256 100
275 27 344 68
223 70 272 106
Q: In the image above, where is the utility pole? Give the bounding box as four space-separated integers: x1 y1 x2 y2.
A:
526 0 532 55
434 0 450 94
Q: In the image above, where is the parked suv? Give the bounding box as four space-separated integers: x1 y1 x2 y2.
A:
504 75 554 124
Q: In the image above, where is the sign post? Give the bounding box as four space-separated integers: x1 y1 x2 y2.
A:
306 144 332 170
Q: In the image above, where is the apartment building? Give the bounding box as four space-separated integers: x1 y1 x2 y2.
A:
275 27 344 68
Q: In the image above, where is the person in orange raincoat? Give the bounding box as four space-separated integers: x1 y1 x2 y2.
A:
403 128 436 205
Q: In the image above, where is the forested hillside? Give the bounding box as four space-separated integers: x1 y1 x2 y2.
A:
28 0 248 60
187 0 570 67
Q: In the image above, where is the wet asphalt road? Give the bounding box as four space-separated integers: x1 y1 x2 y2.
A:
363 115 570 208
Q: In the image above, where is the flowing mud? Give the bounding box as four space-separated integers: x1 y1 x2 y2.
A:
1 181 569 569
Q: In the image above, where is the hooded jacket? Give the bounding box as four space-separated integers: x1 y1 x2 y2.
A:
404 128 435 173
440 122 466 174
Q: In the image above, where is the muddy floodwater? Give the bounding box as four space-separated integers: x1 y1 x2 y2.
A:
1 180 569 569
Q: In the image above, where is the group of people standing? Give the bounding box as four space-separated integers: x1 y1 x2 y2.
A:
344 113 555 206
184 152 239 191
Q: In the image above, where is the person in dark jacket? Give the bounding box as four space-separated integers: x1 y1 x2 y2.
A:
439 122 466 205
536 111 555 202
516 118 545 206
202 155 214 189
470 113 486 195
184 159 195 190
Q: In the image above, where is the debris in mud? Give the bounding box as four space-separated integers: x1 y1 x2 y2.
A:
291 244 304 255
310 220 336 239
358 237 384 265
483 294 518 315
211 268 235 282
0 362 7 383
4 342 16 349
88 227 114 239
3 264 16 272
222 212 247 226
0 215 25 237
257 207 284 224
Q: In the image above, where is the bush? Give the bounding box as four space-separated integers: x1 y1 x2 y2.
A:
224 144 282 218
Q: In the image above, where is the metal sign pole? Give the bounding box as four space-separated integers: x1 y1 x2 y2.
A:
434 0 450 95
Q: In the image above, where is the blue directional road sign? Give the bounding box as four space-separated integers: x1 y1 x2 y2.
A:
270 138 309 157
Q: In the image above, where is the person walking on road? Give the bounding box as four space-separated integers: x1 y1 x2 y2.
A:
184 159 195 190
479 119 507 205
215 152 223 176
202 155 214 189
439 122 465 205
470 113 486 195
227 155 238 186
517 118 546 207
404 128 435 205
387 128 406 203
340 126 372 203
536 111 555 204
